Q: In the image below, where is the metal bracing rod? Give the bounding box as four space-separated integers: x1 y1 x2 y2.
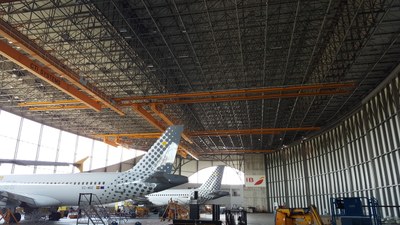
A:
284 0 366 143
271 0 301 147
197 104 229 152
203 0 223 65
108 0 168 89
279 0 332 146
172 0 231 150
281 0 301 86
233 0 246 80
140 0 194 90
37 1 160 96
296 0 395 142
200 149 275 155
328 20 400 123
180 104 215 151
50 1 144 97
0 3 124 115
215 103 235 151
171 0 209 88
115 82 354 101
22 89 351 110
261 0 269 148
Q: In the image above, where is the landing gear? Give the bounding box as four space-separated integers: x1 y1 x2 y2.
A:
48 212 61 221
1 208 21 223
9 212 21 223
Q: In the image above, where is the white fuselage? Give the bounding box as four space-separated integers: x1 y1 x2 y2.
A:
146 189 195 205
0 171 156 207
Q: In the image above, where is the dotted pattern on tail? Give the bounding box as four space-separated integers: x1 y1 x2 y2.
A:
194 165 225 203
98 125 183 204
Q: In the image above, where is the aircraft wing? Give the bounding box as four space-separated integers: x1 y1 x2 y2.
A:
0 190 36 206
0 157 88 172
0 191 61 207
0 159 70 167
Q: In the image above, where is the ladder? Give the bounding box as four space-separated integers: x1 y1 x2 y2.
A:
76 193 110 225
0 208 20 224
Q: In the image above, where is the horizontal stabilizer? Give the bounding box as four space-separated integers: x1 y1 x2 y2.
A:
145 171 188 192
207 190 230 199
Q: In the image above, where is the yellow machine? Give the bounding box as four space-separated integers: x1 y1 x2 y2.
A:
275 205 324 225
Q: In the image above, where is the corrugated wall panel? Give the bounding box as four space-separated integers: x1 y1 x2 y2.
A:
265 74 400 216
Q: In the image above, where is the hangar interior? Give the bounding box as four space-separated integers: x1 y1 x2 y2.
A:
0 0 399 220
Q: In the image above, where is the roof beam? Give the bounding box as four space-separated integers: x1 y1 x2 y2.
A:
188 127 320 136
0 40 102 111
18 82 353 110
149 103 193 144
201 149 276 155
28 105 98 111
131 104 199 160
24 89 349 110
115 82 355 102
0 19 125 115
19 99 81 106
93 127 319 138
132 104 166 132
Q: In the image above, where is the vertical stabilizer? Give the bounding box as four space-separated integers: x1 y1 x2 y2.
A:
197 165 225 199
128 125 184 175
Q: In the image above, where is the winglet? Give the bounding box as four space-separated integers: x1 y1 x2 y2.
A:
72 156 89 172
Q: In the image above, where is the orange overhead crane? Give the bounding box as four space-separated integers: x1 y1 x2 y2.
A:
200 149 277 155
18 82 354 110
0 19 124 115
93 127 317 158
93 127 319 139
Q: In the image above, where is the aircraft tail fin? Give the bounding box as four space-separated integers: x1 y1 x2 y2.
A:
73 156 89 172
198 165 225 192
128 125 184 176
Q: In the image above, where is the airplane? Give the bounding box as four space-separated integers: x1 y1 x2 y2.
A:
0 157 88 172
0 125 188 222
146 165 229 205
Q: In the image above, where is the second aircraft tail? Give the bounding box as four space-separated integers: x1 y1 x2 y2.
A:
196 165 229 203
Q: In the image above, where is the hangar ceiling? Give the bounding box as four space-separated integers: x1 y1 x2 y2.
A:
0 0 399 160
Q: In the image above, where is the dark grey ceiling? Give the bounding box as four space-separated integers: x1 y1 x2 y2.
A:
0 0 399 159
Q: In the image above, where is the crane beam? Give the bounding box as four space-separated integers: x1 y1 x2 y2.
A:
115 82 355 102
0 19 124 115
0 40 102 111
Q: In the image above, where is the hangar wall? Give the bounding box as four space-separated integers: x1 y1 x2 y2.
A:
265 71 400 217
244 154 267 212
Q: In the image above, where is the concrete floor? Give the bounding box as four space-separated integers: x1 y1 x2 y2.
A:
11 212 275 225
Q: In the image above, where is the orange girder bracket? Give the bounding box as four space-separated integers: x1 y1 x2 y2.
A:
28 105 96 111
150 103 193 144
132 104 166 131
132 104 198 159
117 90 350 105
189 127 320 136
18 99 81 106
115 82 355 102
103 137 119 148
201 149 276 155
0 40 102 111
0 19 125 115
93 133 162 139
